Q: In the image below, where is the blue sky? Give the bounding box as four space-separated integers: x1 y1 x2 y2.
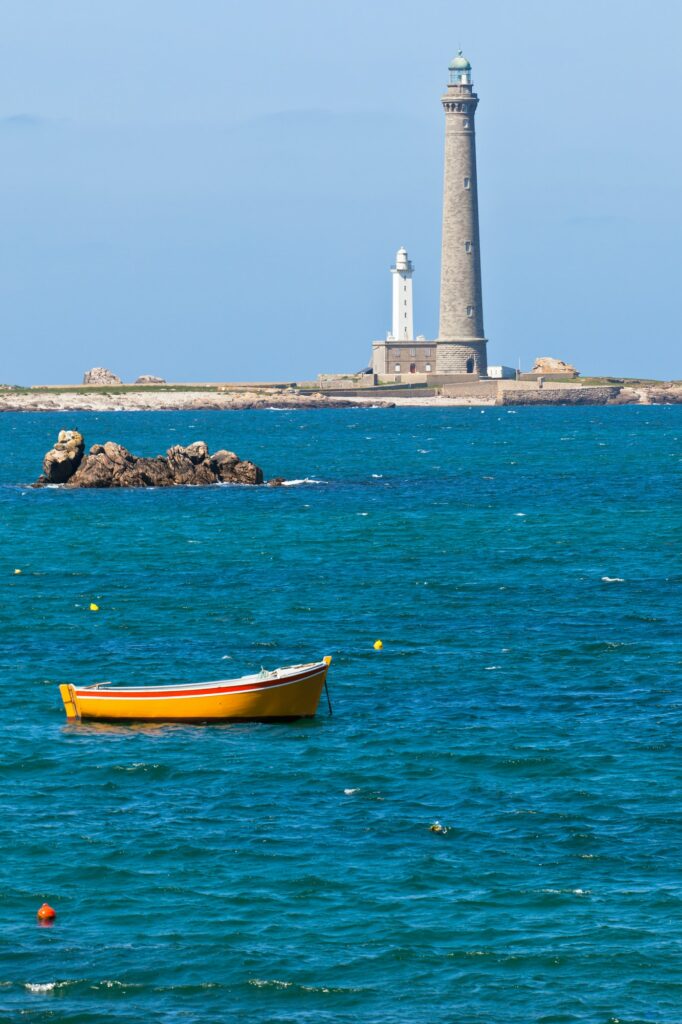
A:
0 0 679 383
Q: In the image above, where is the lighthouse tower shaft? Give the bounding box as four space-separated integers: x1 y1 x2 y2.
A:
436 54 488 375
391 247 414 340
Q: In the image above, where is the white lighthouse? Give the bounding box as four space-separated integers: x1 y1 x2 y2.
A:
388 247 414 341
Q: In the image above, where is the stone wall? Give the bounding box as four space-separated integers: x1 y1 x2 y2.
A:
441 381 497 401
316 373 374 389
500 386 621 406
436 341 487 375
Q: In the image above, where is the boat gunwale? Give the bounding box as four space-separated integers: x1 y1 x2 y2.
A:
72 661 326 700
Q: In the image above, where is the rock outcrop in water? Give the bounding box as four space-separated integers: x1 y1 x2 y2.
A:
42 429 85 483
35 433 264 488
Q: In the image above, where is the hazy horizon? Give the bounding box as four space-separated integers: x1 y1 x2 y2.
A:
1 0 680 384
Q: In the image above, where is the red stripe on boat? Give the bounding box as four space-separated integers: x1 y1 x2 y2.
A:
74 665 323 699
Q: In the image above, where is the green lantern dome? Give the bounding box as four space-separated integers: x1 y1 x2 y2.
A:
449 50 471 71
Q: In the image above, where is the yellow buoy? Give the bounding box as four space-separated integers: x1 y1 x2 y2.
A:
89 603 100 612
373 640 383 651
13 569 22 575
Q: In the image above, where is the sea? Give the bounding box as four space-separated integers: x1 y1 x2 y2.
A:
1 406 681 1024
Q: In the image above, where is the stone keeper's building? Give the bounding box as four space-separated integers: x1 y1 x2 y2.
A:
372 51 488 379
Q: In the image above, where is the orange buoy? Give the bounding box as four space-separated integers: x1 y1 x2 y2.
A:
36 903 56 922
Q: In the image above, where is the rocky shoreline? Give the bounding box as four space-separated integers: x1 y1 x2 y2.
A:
34 430 271 488
0 390 390 413
2 383 682 412
498 384 682 406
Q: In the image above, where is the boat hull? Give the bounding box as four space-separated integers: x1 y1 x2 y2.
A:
60 661 330 723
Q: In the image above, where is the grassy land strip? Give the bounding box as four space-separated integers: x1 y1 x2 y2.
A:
576 377 663 387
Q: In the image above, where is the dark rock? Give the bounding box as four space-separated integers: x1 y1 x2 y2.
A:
211 449 240 481
35 432 266 488
230 460 263 485
210 448 262 485
166 442 213 485
66 442 133 488
267 477 286 487
41 429 85 483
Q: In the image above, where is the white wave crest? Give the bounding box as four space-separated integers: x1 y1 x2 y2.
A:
248 978 292 989
281 478 326 487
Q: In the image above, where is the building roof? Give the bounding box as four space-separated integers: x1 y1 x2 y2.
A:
449 50 471 71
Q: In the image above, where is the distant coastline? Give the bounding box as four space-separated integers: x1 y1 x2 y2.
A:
2 378 682 411
0 386 385 413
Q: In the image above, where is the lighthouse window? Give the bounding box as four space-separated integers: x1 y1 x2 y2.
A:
463 118 470 128
461 104 468 113
466 305 474 317
465 241 472 253
394 364 401 373
464 177 471 189
409 348 416 357
425 363 432 372
425 347 432 357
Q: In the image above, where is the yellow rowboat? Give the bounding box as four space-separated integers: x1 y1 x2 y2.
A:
59 657 332 724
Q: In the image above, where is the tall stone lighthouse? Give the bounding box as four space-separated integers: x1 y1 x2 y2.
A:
370 50 489 380
436 51 488 375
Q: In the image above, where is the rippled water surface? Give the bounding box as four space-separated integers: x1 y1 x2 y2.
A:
1 407 681 1023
